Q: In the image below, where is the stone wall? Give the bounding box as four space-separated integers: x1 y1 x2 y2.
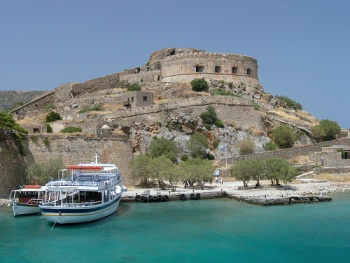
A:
10 91 55 120
228 138 350 163
119 70 160 83
161 51 258 84
70 73 121 97
26 135 134 184
0 130 34 198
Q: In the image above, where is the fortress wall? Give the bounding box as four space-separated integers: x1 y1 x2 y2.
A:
119 71 160 83
10 91 55 120
228 138 350 163
55 83 75 103
161 52 258 84
27 135 134 183
71 73 121 96
107 96 253 120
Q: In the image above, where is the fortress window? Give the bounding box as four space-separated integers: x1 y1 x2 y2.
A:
195 66 204 73
131 97 134 102
215 66 221 73
143 96 147 102
232 67 238 74
246 68 252 75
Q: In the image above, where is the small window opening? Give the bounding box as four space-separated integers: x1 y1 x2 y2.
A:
143 96 147 102
195 66 204 73
131 97 134 102
246 68 252 75
232 67 238 74
215 66 221 73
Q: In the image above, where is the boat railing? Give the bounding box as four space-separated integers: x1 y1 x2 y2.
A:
26 199 43 205
46 175 121 188
62 201 102 207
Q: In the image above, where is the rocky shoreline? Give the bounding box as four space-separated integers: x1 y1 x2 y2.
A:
1 180 349 207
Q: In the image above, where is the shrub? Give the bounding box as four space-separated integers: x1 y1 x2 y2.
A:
78 105 103 114
272 125 295 148
191 78 209 92
45 111 61 122
275 95 302 110
210 88 234 96
46 124 52 133
213 140 219 149
126 83 142 91
310 119 341 142
61 126 82 133
264 141 277 151
43 138 50 146
181 154 189 162
43 104 55 111
236 138 255 155
214 119 224 128
200 106 224 128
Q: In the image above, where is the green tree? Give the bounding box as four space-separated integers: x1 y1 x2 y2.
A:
147 137 178 163
310 119 341 142
148 156 174 188
45 111 61 122
179 158 213 187
236 138 255 155
272 125 295 148
130 154 152 186
0 112 27 134
191 78 209 92
230 159 254 187
265 158 296 186
249 159 266 187
186 133 208 158
163 165 183 191
26 158 65 185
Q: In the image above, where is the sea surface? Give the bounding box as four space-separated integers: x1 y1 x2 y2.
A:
1 192 350 263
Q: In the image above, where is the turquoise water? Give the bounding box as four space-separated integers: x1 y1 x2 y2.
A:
1 193 350 263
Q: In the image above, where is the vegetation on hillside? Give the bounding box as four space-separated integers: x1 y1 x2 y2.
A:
45 111 61 122
200 106 224 129
275 95 302 110
191 78 209 92
271 125 296 148
126 83 142 91
310 119 341 142
26 158 65 185
0 112 28 155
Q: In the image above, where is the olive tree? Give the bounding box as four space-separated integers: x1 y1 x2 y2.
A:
147 137 178 163
186 133 208 158
179 158 214 187
230 160 253 187
272 125 295 148
130 154 153 187
26 158 65 185
265 158 297 186
311 119 341 142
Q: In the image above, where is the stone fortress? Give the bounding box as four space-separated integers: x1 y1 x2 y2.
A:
3 48 350 194
10 48 262 123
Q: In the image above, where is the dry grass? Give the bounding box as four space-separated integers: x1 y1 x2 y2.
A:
312 173 350 182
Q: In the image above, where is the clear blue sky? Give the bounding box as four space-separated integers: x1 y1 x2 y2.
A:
0 0 349 128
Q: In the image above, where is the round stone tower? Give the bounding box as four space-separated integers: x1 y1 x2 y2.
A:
159 50 259 85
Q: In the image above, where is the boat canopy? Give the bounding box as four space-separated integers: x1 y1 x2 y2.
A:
67 165 102 171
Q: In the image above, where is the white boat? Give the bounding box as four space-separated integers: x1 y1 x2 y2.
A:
9 185 46 216
39 155 124 224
